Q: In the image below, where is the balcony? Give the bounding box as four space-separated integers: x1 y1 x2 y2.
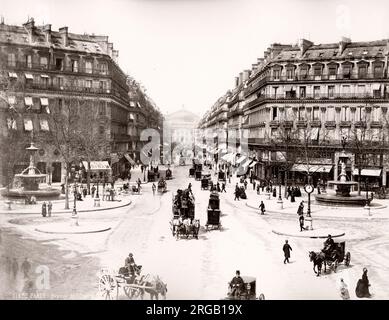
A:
339 121 352 127
269 120 280 128
6 61 111 77
310 120 322 127
281 120 294 128
26 82 113 95
354 121 367 128
112 133 132 141
324 121 336 128
296 120 307 128
370 121 383 128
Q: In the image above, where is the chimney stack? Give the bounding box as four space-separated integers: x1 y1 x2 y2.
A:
238 72 244 86
43 24 52 44
339 37 351 54
59 26 69 46
108 43 113 57
112 50 119 63
242 70 251 81
23 18 35 43
298 38 314 55
235 77 239 87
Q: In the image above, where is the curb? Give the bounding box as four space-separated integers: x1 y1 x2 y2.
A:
0 200 132 215
35 226 112 235
272 229 346 239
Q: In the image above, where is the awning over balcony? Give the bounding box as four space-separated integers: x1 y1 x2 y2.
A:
291 164 333 173
353 168 382 177
40 98 49 106
24 97 33 106
25 73 33 79
82 161 112 171
8 72 17 78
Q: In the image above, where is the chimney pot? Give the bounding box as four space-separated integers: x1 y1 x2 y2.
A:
59 27 69 46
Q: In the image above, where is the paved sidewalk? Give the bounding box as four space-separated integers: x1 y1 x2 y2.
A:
0 193 132 215
272 225 345 238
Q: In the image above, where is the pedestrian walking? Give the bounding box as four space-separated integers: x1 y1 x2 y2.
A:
41 202 47 217
91 185 96 198
339 278 350 300
253 180 256 191
299 214 306 231
259 201 265 215
221 182 226 193
12 258 18 279
82 186 87 198
21 257 31 278
290 187 296 202
47 201 52 217
141 165 144 173
297 201 304 215
216 182 221 192
356 268 371 298
234 183 240 201
244 180 248 190
283 240 292 264
272 187 277 198
257 184 260 195
152 183 156 196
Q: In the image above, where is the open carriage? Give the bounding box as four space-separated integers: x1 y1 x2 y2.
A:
170 189 199 239
225 276 265 300
205 191 222 231
157 178 167 193
218 171 226 181
98 266 167 300
201 173 212 190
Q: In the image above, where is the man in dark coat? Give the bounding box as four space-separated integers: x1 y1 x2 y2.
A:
272 187 277 197
234 184 240 201
221 182 226 193
283 240 292 264
230 270 244 298
299 214 306 231
259 201 265 215
297 201 304 215
356 268 371 298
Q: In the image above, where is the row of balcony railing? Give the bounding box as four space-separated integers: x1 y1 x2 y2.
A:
245 73 388 95
7 61 109 76
244 92 389 109
244 119 385 128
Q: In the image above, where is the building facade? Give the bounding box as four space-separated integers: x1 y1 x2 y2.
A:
199 38 389 189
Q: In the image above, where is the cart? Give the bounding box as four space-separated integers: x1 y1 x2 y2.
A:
225 276 265 300
218 171 226 181
189 168 195 177
201 174 211 190
195 170 202 180
206 191 221 231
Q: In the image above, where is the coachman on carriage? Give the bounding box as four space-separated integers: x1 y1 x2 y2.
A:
225 271 265 300
205 191 222 231
157 178 167 193
170 188 199 239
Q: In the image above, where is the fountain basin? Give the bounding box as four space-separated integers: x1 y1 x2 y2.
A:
1 188 61 199
315 192 371 207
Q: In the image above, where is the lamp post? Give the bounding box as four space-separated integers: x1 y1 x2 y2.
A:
277 170 283 209
364 177 371 217
71 166 79 226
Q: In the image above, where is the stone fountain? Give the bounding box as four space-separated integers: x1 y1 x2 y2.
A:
1 142 61 199
315 161 369 207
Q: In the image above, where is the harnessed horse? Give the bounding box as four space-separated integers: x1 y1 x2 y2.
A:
309 251 326 276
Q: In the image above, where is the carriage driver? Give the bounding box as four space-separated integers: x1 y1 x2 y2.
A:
230 270 244 298
322 235 335 256
125 253 139 282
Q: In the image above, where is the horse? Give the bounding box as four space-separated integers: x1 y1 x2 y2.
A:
140 274 168 300
309 251 326 276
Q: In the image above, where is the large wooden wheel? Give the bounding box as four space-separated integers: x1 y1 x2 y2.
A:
345 252 351 266
123 286 142 300
98 274 118 300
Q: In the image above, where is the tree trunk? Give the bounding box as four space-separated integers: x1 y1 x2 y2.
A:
284 170 288 198
87 161 91 195
358 167 361 196
64 172 69 210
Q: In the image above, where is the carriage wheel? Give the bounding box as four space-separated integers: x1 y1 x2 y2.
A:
98 274 118 300
258 293 265 300
124 286 141 300
345 252 351 266
334 260 338 272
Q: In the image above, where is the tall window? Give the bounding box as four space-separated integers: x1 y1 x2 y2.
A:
328 85 335 98
313 65 322 77
286 68 294 80
71 60 79 72
312 107 320 120
99 81 107 90
371 107 381 122
26 55 32 68
358 65 367 78
355 107 366 122
357 85 366 97
326 107 335 121
341 106 350 121
328 65 337 76
273 69 281 80
314 86 321 98
299 86 306 98
99 102 106 115
272 107 278 120
100 62 108 75
8 53 16 67
273 87 278 98
298 107 306 120
343 65 352 78
374 65 383 78
55 58 63 71
85 60 93 73
300 67 309 79
342 85 350 97
85 80 92 88
40 56 48 69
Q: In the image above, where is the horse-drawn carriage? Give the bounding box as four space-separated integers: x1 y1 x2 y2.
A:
218 171 226 181
225 276 265 300
201 173 212 190
157 178 167 193
309 241 351 276
170 189 199 239
147 170 156 182
98 266 167 300
205 191 221 231
236 185 247 199
131 185 141 195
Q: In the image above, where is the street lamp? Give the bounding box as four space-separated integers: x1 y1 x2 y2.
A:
277 171 283 209
71 166 79 226
364 177 371 217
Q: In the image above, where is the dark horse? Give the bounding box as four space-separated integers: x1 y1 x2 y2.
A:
309 251 326 276
141 274 168 300
176 219 200 240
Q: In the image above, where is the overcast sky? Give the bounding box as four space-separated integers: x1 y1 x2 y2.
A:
1 0 389 117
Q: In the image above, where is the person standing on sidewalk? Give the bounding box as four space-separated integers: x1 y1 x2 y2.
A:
299 213 306 231
91 185 96 198
21 257 31 278
283 240 292 264
41 202 47 217
339 278 350 300
259 201 265 215
221 182 227 193
12 258 18 279
253 180 256 191
234 183 240 201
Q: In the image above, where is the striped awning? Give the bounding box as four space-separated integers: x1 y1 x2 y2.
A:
353 168 381 177
82 161 111 171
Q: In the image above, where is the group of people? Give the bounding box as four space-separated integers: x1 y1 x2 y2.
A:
41 201 53 217
0 256 32 281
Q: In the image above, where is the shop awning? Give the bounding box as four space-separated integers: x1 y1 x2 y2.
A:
40 98 49 106
372 84 381 90
291 164 333 173
236 156 247 164
353 168 382 177
124 154 136 165
25 73 33 79
40 74 49 78
249 161 258 168
82 161 111 171
24 97 33 106
129 113 135 120
8 96 16 105
8 72 17 78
